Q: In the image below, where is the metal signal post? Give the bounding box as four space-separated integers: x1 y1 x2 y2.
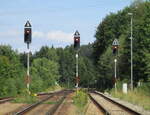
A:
74 30 80 88
114 59 117 93
27 45 30 91
76 53 79 88
24 21 32 93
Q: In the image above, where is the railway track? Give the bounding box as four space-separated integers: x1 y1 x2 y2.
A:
14 89 73 115
0 92 54 105
0 97 14 104
89 91 142 115
88 94 109 115
0 91 60 104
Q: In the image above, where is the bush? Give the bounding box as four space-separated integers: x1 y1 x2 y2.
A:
136 83 150 96
13 89 38 104
73 89 88 109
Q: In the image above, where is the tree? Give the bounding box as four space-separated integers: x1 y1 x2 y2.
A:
93 1 150 90
0 45 25 96
57 46 75 87
34 46 59 62
30 58 60 92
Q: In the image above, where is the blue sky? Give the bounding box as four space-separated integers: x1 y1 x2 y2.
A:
0 0 132 52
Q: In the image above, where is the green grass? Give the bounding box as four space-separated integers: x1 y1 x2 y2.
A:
12 85 63 104
111 87 150 110
44 85 63 92
13 95 38 104
12 89 38 104
73 89 88 114
43 100 61 104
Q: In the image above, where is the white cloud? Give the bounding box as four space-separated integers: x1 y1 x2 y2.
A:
0 30 21 38
0 30 73 43
0 30 23 45
33 31 45 38
33 30 73 43
0 30 74 53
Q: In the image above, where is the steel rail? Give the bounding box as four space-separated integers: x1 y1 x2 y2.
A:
15 95 54 115
14 90 72 115
0 97 12 100
0 97 14 104
14 90 67 115
88 93 110 115
45 91 72 115
93 91 142 115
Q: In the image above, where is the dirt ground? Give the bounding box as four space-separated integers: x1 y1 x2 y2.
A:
23 94 64 115
0 102 28 115
0 92 105 115
54 93 77 115
54 92 104 115
85 99 104 115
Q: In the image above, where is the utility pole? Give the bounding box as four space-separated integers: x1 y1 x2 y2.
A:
24 21 32 93
128 13 133 91
74 30 80 88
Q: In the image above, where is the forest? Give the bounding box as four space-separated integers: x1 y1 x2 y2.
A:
0 1 150 97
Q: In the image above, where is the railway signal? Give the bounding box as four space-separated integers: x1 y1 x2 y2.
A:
74 30 80 50
112 39 119 93
24 21 32 46
24 21 32 93
112 39 119 55
113 46 118 54
74 30 80 88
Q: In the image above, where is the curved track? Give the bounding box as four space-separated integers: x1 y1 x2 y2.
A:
89 91 142 115
14 90 73 115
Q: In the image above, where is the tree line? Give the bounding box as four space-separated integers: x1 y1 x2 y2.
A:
0 43 97 97
93 0 150 91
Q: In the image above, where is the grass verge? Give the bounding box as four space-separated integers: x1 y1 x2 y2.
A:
44 85 63 92
111 88 150 110
12 89 38 104
73 89 88 114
